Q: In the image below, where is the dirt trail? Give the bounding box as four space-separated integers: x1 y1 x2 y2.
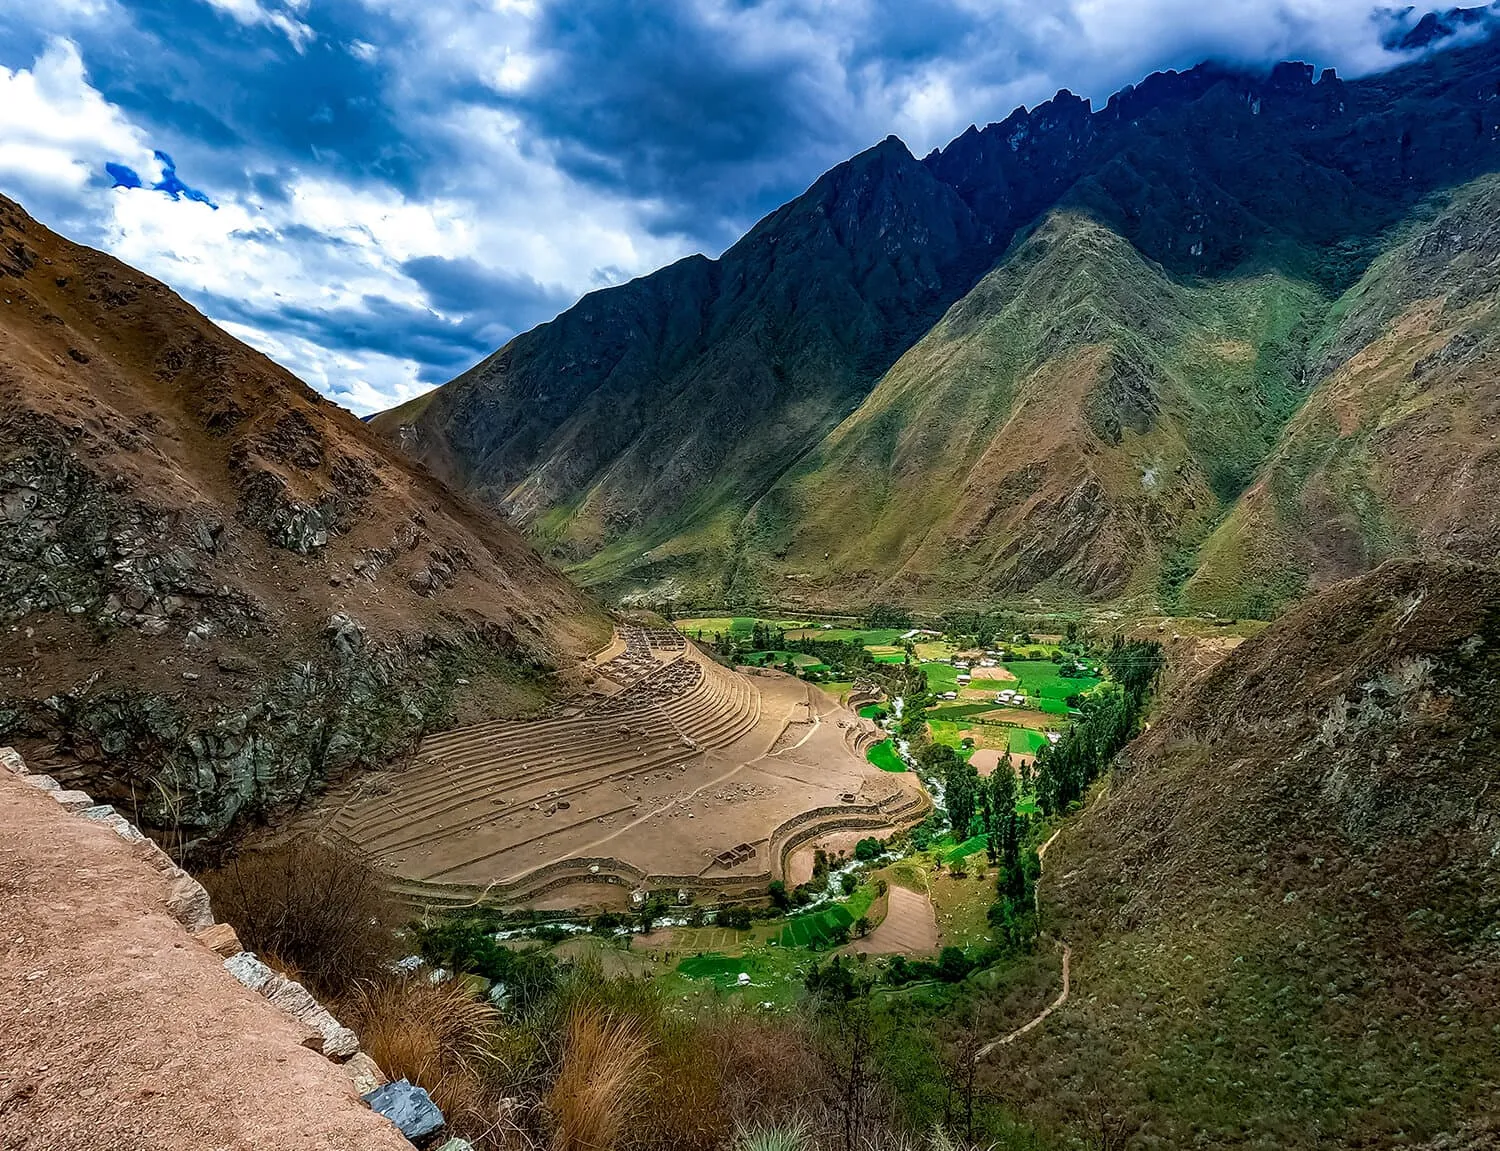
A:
975 828 1068 1060
0 771 408 1151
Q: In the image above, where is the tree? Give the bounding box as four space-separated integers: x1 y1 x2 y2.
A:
840 872 858 896
768 880 790 910
854 915 872 938
807 958 881 1151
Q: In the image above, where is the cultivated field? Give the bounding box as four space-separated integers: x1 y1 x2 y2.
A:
322 625 928 908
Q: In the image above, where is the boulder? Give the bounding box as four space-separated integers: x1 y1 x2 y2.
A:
50 789 95 813
164 869 216 931
0 746 27 775
362 1079 445 1143
343 1051 388 1097
194 921 242 958
24 774 60 792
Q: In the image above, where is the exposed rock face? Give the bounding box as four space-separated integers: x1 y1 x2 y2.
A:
379 36 1500 608
0 195 608 847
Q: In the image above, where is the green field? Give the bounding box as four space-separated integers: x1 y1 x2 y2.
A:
1002 660 1101 707
921 661 960 694
743 649 821 668
778 903 855 948
1009 727 1050 755
858 703 887 719
944 834 989 863
866 739 906 772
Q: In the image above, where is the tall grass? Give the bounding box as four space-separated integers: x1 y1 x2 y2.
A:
548 1003 653 1151
342 976 500 1128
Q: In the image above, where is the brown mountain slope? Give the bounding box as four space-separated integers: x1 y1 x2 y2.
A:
0 195 607 847
987 559 1500 1146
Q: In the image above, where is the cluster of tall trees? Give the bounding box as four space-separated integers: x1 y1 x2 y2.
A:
1034 638 1163 814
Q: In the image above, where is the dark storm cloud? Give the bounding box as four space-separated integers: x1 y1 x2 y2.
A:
0 0 1464 412
401 255 571 329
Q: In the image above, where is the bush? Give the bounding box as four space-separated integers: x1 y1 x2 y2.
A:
201 837 399 999
854 837 883 862
839 873 858 896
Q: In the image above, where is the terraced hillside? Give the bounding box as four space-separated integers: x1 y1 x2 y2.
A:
324 626 927 908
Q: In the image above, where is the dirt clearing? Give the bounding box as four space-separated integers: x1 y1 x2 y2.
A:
849 885 939 956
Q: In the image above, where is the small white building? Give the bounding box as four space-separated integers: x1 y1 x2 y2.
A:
956 674 971 686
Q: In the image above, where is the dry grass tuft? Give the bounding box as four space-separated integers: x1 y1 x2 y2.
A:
548 1003 653 1151
342 976 500 1128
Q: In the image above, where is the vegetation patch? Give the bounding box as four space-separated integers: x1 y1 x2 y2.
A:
778 903 856 948
865 739 906 772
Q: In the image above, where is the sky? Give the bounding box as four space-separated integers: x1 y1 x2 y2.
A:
0 0 1458 414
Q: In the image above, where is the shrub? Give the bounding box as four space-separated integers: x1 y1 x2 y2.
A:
734 1118 813 1151
854 837 883 862
839 873 858 896
201 837 399 999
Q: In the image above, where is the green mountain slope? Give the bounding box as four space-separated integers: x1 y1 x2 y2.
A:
744 212 1322 607
1184 176 1500 615
378 37 1500 611
986 558 1500 1145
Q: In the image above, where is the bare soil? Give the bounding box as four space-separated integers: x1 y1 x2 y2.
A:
324 629 921 899
0 771 408 1151
848 884 939 956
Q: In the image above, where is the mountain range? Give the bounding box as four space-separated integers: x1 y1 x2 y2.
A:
375 30 1500 616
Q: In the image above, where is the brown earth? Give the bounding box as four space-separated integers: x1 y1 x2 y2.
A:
849 884 939 956
0 770 408 1151
0 193 605 833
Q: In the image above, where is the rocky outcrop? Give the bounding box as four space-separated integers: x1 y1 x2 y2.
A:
0 194 607 846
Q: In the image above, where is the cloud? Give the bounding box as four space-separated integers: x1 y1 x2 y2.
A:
0 1 1466 416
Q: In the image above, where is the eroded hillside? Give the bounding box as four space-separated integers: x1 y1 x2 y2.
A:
0 196 608 848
